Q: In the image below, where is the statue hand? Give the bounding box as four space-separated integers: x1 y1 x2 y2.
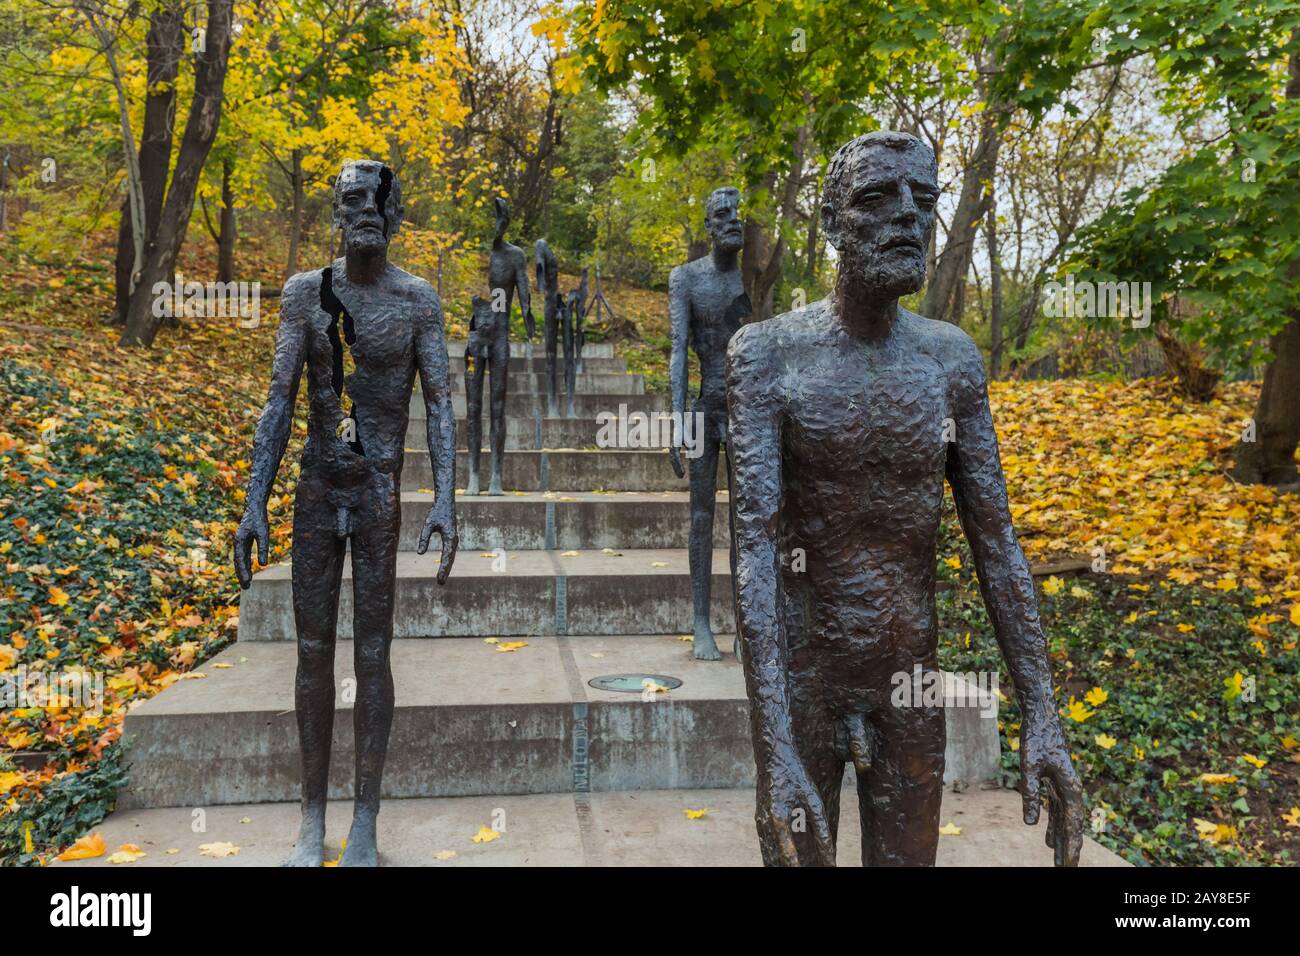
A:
233 508 269 590
417 499 458 585
1020 709 1085 866
758 750 835 866
668 443 685 479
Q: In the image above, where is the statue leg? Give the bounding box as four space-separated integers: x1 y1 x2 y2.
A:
722 434 741 666
545 304 559 418
857 702 945 866
756 681 844 866
464 342 486 496
687 401 723 660
339 470 401 867
285 470 346 867
562 303 576 418
487 328 510 496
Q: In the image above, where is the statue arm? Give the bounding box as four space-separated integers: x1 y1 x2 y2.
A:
945 336 1083 864
244 275 308 513
234 272 309 587
415 285 459 583
725 327 796 763
668 265 690 422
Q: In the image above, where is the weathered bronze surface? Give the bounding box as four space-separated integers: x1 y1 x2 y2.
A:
669 186 751 661
234 160 458 867
466 197 532 496
726 132 1083 866
535 238 577 418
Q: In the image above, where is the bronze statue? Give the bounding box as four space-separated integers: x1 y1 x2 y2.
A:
668 186 751 661
569 267 589 374
233 160 458 867
466 197 533 496
535 238 576 418
726 132 1083 866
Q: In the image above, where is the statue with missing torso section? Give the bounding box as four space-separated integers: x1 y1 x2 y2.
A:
234 159 458 867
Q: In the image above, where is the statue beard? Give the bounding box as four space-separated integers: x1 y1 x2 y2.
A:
710 229 744 255
344 222 389 256
841 243 926 300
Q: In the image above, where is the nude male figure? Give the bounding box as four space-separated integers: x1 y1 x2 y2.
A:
465 197 533 496
234 160 458 867
727 132 1083 866
668 186 751 661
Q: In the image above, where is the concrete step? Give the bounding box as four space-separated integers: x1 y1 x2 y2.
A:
398 491 728 551
448 341 615 360
427 394 669 420
116 636 1002 811
404 449 717 493
426 417 631 450
448 371 645 395
56 787 1128 867
444 354 626 374
237 548 735 641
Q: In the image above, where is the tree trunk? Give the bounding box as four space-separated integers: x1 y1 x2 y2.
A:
986 201 1004 378
285 148 304 280
1233 270 1300 485
922 102 1000 324
1232 40 1300 486
110 3 184 323
119 0 235 347
217 157 236 283
1153 320 1221 402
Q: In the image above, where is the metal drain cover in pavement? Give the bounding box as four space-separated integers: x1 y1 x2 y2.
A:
589 673 683 693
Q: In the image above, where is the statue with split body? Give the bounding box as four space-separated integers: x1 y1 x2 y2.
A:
726 132 1083 866
465 197 533 496
234 160 458 867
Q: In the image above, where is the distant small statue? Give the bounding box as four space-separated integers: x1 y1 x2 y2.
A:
465 197 533 496
535 238 576 418
234 160 458 867
569 267 589 374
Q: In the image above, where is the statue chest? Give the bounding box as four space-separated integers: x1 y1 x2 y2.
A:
783 364 951 481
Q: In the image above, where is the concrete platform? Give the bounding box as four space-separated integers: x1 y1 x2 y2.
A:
431 394 669 420
398 491 730 551
441 355 626 374
237 548 735 640
58 787 1127 866
118 636 1000 810
428 416 657 451
448 371 644 394
447 341 615 361
404 448 720 492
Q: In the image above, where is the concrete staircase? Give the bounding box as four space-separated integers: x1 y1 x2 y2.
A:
118 341 1001 810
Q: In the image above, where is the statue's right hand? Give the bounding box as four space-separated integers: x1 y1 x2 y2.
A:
233 509 270 590
758 756 836 866
668 443 685 479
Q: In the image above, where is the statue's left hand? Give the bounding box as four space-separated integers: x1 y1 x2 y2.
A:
417 499 458 585
1020 710 1084 866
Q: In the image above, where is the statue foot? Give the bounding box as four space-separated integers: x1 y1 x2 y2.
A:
339 818 379 867
487 474 504 496
693 624 722 661
465 473 481 496
283 811 326 867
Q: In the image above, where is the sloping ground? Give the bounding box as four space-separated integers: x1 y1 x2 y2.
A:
0 235 1297 865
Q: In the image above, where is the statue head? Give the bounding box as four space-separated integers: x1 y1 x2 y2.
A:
704 186 743 255
493 197 510 244
332 160 403 254
821 131 937 299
